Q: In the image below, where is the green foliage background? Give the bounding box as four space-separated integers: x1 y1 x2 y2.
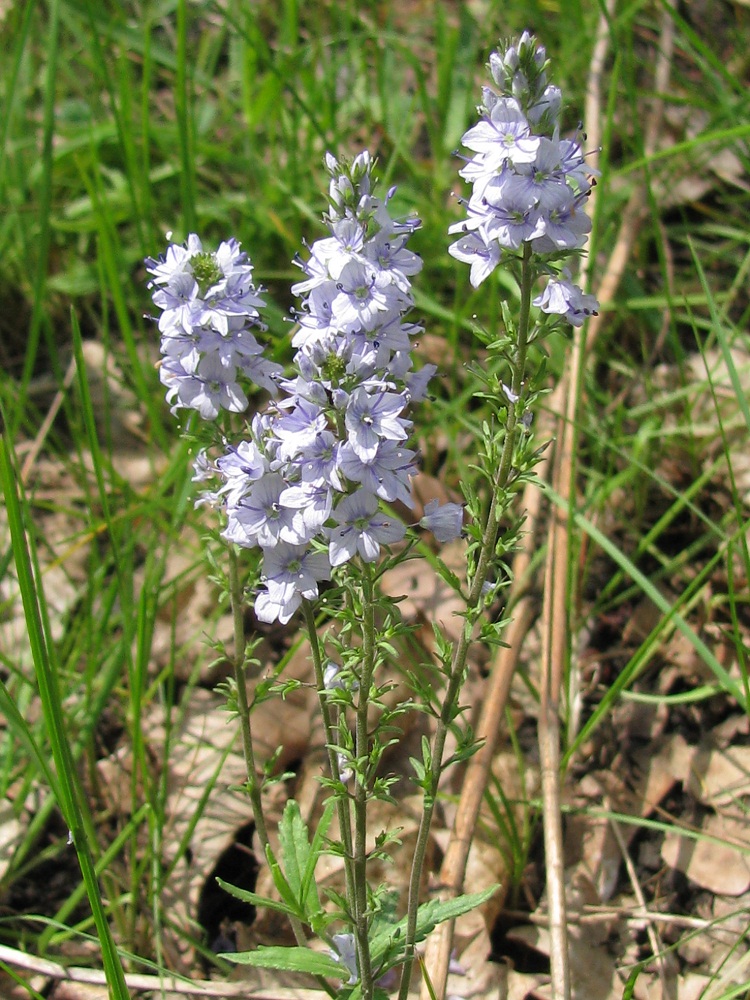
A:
1 0 749 994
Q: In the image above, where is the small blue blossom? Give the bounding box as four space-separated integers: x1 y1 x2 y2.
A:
293 430 344 490
323 661 359 693
420 500 465 543
345 388 410 462
146 234 279 418
323 661 344 690
338 439 417 507
278 482 334 542
223 473 301 549
254 542 331 624
160 351 247 420
533 269 599 326
330 933 358 984
149 153 445 624
329 490 406 566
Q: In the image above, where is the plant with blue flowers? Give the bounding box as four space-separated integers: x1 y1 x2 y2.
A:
144 32 596 1000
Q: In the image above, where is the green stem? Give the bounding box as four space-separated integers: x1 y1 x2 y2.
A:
229 551 322 959
351 566 377 999
301 599 358 919
397 245 535 1000
228 547 269 849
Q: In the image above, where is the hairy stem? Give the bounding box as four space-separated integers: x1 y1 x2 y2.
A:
397 244 534 1000
351 566 377 998
302 599 358 922
229 549 315 957
228 546 269 849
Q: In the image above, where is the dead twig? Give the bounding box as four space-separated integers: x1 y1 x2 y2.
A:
19 355 77 486
535 3 618 996
609 812 677 999
0 943 318 1000
536 5 677 997
418 9 619 998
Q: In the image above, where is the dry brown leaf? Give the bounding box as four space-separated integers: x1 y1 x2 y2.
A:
0 495 82 666
662 813 750 895
380 541 468 645
651 107 750 208
49 984 110 1000
504 966 546 1000
564 735 695 914
77 340 145 446
686 744 750 813
711 712 750 747
442 908 504 1000
149 690 253 963
676 973 714 1000
636 733 694 810
506 921 620 1000
409 472 461 516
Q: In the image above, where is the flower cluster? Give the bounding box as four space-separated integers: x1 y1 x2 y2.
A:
151 154 463 624
145 234 282 419
449 32 599 325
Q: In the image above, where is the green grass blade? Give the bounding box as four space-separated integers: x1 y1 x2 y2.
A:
13 0 59 436
0 435 129 1000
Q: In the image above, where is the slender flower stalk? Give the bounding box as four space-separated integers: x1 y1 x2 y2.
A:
302 599 358 918
227 548 269 849
352 565 377 997
399 33 597 998
397 242 535 1000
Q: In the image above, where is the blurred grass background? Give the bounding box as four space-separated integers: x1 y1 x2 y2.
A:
1 0 750 993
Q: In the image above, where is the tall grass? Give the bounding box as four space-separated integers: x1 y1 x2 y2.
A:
1 1 749 996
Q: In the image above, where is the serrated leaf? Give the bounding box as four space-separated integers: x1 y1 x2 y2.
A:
215 877 300 920
266 847 303 913
278 799 308 898
303 797 334 903
221 944 345 978
369 885 499 969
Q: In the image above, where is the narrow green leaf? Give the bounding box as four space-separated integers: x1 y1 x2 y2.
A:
215 877 300 920
623 965 643 1000
265 846 305 914
278 799 308 898
302 797 334 907
0 435 130 1000
221 945 344 979
370 886 499 967
547 494 749 714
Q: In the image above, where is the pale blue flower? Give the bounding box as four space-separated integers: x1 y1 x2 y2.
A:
447 229 502 288
330 933 358 984
339 439 417 507
345 387 410 462
420 499 464 543
460 97 540 169
224 473 300 549
215 440 268 505
329 490 405 566
254 543 331 624
146 233 271 418
160 352 247 420
533 269 598 326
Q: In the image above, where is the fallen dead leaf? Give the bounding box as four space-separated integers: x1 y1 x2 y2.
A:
380 543 469 646
661 813 750 896
442 907 503 1000
686 744 750 814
